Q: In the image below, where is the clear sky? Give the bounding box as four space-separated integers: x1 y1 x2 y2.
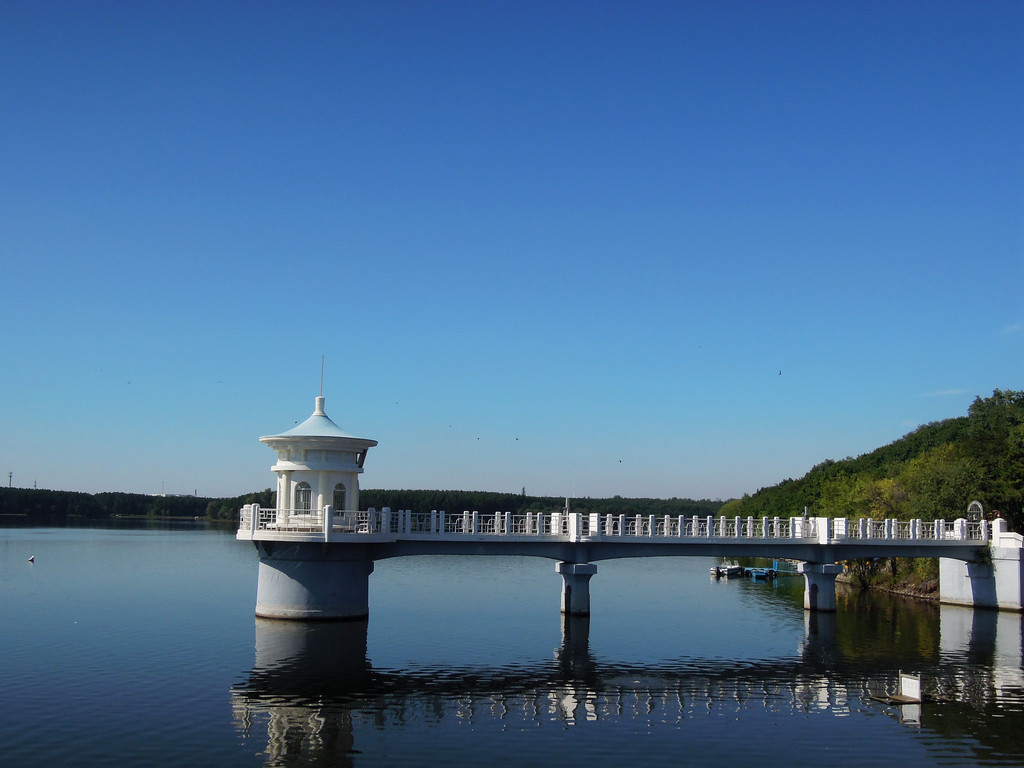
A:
2 1 1021 501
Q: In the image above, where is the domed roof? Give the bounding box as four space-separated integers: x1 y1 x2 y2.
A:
260 396 377 446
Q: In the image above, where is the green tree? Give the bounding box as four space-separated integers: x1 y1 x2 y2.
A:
899 444 982 520
965 390 1024 526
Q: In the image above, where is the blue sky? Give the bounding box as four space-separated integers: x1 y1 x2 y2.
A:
2 1 1021 501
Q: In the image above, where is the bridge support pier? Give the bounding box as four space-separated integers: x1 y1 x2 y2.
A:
255 542 374 620
940 551 1024 611
797 562 844 612
557 562 597 616
939 520 1023 611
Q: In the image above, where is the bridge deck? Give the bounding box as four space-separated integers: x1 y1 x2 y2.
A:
237 505 989 562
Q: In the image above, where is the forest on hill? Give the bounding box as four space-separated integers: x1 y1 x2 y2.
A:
719 389 1023 531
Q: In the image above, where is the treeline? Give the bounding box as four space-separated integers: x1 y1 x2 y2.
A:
0 487 279 523
205 489 275 520
359 489 725 518
0 487 215 522
719 389 1023 531
0 485 722 525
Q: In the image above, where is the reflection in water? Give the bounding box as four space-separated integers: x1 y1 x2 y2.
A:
233 621 369 767
232 607 1024 767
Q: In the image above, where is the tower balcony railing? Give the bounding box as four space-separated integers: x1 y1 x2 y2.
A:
239 505 990 546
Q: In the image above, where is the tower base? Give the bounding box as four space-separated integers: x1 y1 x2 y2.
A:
255 542 374 620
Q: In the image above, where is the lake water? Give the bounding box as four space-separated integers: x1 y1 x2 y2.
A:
1 525 1022 766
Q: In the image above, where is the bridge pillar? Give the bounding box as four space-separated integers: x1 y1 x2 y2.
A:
557 562 597 616
797 562 845 612
939 519 1024 611
255 542 374 620
940 553 1024 611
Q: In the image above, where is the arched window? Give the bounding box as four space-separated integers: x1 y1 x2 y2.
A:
295 482 312 512
333 483 347 511
967 500 984 522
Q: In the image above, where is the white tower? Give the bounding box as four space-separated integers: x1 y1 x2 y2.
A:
260 395 377 515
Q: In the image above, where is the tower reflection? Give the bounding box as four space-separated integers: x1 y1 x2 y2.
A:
233 620 370 767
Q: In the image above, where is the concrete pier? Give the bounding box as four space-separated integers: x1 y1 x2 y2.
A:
557 562 597 615
256 542 374 620
939 519 1024 612
797 562 845 612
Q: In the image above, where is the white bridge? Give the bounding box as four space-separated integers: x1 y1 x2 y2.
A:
237 395 1023 620
237 504 1023 618
238 504 991 555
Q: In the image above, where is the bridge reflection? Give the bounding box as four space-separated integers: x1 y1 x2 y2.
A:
232 607 1023 767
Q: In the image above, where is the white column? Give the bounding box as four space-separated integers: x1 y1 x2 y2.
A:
315 470 326 512
279 470 292 525
816 516 831 544
349 473 360 513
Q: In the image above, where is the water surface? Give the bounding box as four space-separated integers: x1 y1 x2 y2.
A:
1 527 1021 766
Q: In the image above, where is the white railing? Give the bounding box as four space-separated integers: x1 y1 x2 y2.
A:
239 506 991 546
409 511 433 533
